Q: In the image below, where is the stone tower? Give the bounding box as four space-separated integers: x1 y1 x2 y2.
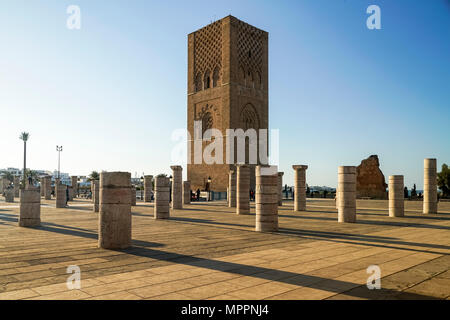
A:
187 16 269 192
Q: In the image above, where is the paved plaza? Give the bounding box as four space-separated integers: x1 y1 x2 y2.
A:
0 198 449 300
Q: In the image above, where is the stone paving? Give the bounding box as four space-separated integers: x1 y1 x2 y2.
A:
0 197 449 300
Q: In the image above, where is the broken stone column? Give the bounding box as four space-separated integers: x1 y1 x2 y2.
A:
277 172 284 206
255 166 278 232
131 186 136 206
293 165 308 211
43 176 52 200
337 166 356 223
236 164 250 215
14 176 20 197
228 170 236 208
92 180 99 212
144 175 153 202
183 181 191 205
98 172 131 249
19 187 40 227
154 175 170 219
170 166 183 209
5 189 14 202
55 183 67 208
423 158 438 214
389 175 404 217
71 176 78 198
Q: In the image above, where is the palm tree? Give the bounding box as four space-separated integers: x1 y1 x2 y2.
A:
19 132 30 186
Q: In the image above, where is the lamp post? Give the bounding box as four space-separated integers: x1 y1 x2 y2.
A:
56 145 63 180
207 176 212 201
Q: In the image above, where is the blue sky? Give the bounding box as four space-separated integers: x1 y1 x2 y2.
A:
0 0 449 188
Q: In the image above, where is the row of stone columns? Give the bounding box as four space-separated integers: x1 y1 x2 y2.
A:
229 166 289 211
336 158 439 222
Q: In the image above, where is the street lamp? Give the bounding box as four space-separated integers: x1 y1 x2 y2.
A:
56 145 63 180
140 176 144 200
207 176 212 201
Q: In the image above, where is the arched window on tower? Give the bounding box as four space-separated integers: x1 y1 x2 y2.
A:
204 70 211 90
195 72 203 92
212 67 220 87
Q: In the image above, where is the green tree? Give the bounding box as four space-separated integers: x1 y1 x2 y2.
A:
437 163 450 198
88 171 99 181
19 132 30 186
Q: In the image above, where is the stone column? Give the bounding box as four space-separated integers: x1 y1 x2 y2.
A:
277 172 284 206
71 176 78 197
255 166 278 232
389 175 404 217
68 186 74 201
55 183 67 208
293 165 308 211
144 175 153 202
0 178 4 193
423 158 438 214
14 176 20 197
154 175 170 219
236 165 250 215
40 178 45 197
131 186 136 206
92 180 99 212
44 176 52 200
5 189 14 202
183 181 191 205
228 170 236 208
170 166 183 209
98 172 131 249
19 187 40 227
337 166 356 223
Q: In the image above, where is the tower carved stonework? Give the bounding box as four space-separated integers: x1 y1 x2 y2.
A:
187 16 269 192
